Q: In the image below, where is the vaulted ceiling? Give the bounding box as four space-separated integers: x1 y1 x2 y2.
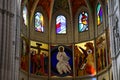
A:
70 0 87 17
22 0 100 21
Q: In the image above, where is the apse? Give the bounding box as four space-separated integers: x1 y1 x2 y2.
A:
20 0 112 80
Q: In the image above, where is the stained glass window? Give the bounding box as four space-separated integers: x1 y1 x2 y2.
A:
35 12 44 32
23 6 27 26
56 15 66 34
78 11 88 32
97 3 103 26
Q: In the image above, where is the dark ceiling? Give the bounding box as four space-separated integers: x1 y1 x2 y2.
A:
26 0 101 19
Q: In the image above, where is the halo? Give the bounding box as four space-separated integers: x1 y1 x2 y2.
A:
58 46 64 51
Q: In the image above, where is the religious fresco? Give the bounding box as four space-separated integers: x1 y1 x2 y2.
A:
75 41 96 76
30 41 49 76
20 37 29 72
96 33 107 72
51 45 73 77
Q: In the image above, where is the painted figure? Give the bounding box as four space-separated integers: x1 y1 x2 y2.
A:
75 42 96 76
96 35 107 72
56 46 71 74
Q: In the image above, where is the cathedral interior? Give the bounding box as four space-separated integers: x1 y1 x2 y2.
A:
0 0 120 80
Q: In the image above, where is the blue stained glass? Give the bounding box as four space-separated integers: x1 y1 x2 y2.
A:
35 12 44 32
56 15 66 34
78 12 88 32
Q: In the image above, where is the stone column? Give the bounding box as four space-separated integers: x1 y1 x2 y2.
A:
14 0 21 80
108 0 119 80
0 0 3 79
0 0 21 80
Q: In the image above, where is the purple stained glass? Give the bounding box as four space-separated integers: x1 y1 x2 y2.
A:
97 3 103 26
56 15 66 34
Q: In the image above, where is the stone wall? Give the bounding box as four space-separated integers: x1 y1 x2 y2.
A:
108 0 120 80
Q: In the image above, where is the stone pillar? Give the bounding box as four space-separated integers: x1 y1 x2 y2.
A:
108 0 119 80
0 0 3 79
14 0 21 80
0 0 21 80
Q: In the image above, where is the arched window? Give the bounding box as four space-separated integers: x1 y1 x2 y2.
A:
35 12 44 32
56 15 66 34
78 11 88 32
23 6 28 26
97 3 103 26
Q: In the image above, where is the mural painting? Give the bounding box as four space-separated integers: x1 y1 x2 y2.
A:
75 41 96 76
30 41 49 76
51 45 73 77
20 37 29 72
96 33 107 72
